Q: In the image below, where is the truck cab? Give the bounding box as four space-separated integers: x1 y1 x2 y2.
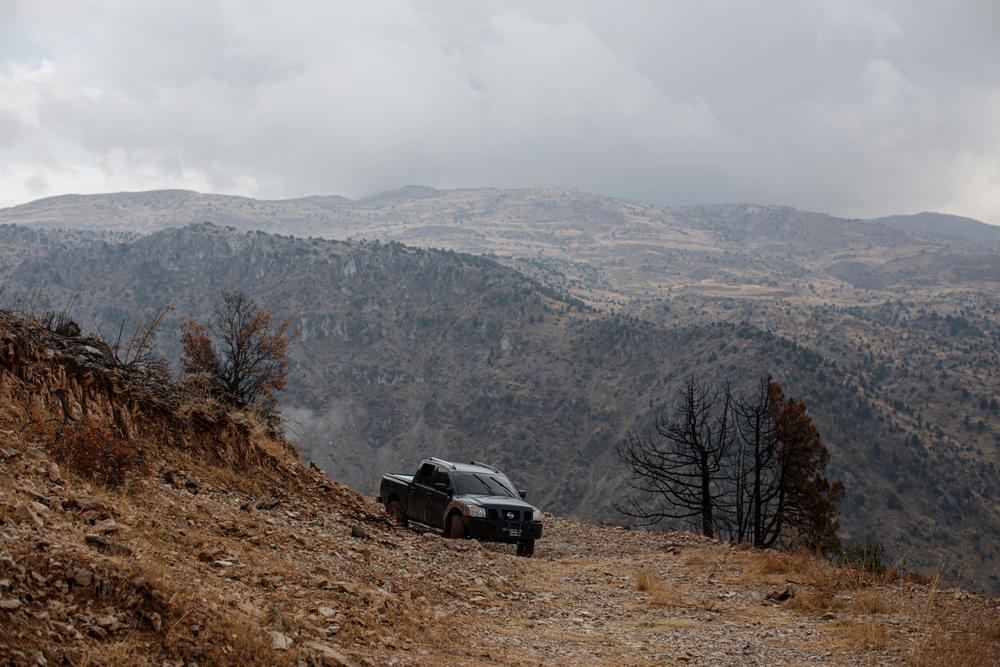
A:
410 460 453 527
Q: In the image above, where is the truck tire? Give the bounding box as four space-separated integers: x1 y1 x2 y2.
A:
386 500 408 527
516 539 534 557
448 512 467 539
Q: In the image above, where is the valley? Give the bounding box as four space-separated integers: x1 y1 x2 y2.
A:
1 186 998 593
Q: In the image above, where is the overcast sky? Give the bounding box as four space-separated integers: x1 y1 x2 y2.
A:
1 1 998 224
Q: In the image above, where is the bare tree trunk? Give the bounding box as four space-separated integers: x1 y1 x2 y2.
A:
617 377 731 538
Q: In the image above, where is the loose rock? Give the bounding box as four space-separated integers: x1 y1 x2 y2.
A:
270 631 292 650
84 535 133 557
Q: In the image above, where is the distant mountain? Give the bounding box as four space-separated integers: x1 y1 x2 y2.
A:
870 212 1000 254
1 186 998 592
4 187 998 300
361 184 442 201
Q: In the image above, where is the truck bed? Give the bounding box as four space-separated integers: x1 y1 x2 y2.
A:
383 473 413 485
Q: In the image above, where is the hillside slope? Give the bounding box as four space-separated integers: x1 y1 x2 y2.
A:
1 312 997 665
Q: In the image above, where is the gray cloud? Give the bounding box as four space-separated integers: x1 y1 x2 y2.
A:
1 1 998 224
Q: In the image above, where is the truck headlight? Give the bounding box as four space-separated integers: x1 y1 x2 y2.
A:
532 509 543 522
467 505 486 518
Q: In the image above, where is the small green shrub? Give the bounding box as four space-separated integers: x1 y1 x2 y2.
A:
841 535 887 575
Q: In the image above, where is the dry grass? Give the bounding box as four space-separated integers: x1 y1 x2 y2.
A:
835 619 890 650
95 550 293 666
76 634 158 666
907 618 1000 667
680 544 734 577
636 572 700 608
729 545 903 621
244 411 295 460
786 587 845 614
732 548 835 588
202 460 268 496
904 578 1000 667
848 586 892 615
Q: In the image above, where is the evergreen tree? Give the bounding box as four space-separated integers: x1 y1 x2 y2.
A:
768 379 845 553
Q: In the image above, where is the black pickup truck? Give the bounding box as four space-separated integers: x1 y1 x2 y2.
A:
378 458 543 556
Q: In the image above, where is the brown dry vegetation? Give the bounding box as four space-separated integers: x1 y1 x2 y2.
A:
1 313 998 665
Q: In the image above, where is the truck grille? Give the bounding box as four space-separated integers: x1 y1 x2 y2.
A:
487 507 530 522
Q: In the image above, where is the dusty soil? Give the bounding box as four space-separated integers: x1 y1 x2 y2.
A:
2 425 997 666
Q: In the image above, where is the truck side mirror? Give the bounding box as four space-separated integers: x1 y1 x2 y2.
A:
518 489 527 499
434 481 450 493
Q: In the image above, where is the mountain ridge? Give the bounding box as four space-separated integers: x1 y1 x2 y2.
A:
3 186 997 255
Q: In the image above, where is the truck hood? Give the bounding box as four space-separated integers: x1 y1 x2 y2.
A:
460 495 538 511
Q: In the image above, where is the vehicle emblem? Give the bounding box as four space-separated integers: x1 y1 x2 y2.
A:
506 511 515 519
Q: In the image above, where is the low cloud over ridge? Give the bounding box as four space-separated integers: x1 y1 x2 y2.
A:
1 1 998 224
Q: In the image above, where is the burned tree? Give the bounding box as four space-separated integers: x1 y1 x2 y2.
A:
725 377 844 551
726 375 782 547
617 377 733 538
621 375 844 552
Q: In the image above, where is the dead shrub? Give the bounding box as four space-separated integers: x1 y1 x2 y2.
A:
40 418 147 487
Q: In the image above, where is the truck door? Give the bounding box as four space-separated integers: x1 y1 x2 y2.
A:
410 463 436 524
424 466 454 529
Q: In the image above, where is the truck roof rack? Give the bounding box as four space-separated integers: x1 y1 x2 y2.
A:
470 460 500 473
427 457 457 470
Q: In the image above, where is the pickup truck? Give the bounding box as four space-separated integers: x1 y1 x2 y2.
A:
378 457 543 556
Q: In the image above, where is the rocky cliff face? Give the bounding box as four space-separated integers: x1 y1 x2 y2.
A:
0 310 294 475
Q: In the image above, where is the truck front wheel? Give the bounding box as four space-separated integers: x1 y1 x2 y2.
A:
516 539 534 557
386 500 408 527
448 512 467 539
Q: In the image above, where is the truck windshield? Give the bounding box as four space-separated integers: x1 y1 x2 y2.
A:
453 472 518 498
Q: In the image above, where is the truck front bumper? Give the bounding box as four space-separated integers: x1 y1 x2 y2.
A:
466 518 543 543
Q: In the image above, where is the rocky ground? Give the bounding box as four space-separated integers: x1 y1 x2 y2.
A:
2 422 997 666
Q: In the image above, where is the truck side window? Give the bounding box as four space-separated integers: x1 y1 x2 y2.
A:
431 468 451 490
414 463 435 486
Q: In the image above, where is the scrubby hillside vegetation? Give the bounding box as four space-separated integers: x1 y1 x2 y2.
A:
1 187 999 594
1 312 997 665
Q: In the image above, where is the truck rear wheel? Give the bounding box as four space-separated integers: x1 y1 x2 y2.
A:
386 500 408 527
448 512 467 539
